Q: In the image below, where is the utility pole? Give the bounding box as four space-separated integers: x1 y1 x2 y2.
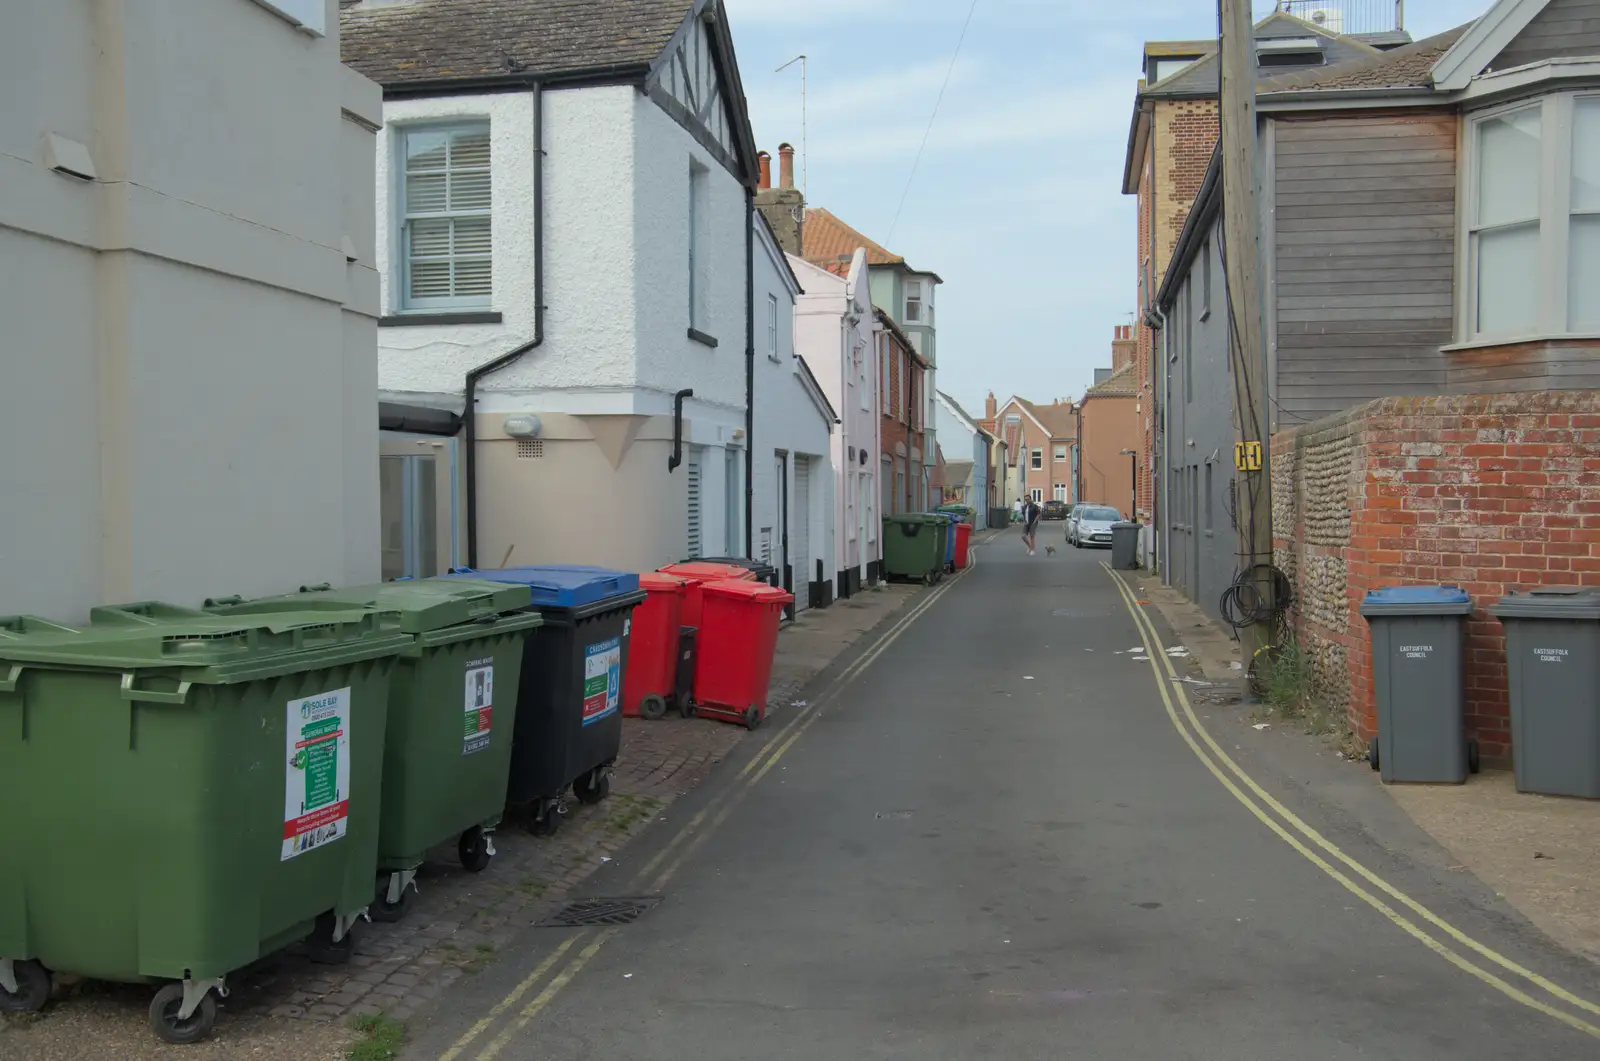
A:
1218 0 1275 669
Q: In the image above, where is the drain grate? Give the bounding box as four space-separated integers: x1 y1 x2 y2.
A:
539 896 661 928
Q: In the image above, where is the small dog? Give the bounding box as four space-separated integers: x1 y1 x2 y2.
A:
1044 544 1057 556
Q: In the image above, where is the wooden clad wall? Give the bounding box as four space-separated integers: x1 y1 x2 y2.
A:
1270 111 1457 424
1492 0 1600 71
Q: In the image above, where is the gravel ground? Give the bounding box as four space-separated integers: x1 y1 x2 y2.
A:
1 988 352 1061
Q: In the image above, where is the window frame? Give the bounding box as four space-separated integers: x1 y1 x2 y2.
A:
1458 91 1600 343
904 279 923 323
395 122 493 312
1030 448 1043 471
766 293 779 361
1053 445 1067 462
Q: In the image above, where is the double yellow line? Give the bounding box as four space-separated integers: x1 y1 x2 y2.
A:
1102 562 1600 1040
438 550 980 1060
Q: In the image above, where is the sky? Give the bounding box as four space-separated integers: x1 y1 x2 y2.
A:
723 0 1495 420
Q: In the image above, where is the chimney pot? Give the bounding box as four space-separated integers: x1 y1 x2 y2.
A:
757 151 771 190
778 142 795 189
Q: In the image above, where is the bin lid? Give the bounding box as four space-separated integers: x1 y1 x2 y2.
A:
687 556 773 573
206 578 533 634
884 513 942 525
702 580 795 606
640 572 689 595
438 565 641 609
659 562 758 583
0 601 411 682
1491 585 1600 620
1359 585 1474 617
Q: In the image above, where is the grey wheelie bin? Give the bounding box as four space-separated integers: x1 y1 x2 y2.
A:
0 602 409 1043
1111 522 1140 570
1359 586 1478 783
1492 587 1600 798
206 579 546 919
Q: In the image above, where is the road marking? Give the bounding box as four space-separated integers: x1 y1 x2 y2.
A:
474 930 616 1061
436 935 582 1061
1102 564 1600 1038
439 562 975 1059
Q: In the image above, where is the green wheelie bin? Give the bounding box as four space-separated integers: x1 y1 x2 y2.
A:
0 602 409 1043
882 513 946 584
206 579 544 921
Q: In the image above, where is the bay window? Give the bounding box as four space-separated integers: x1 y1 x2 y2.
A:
1465 94 1600 340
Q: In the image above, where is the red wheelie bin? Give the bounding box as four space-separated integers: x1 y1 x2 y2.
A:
953 522 974 570
657 561 756 628
692 581 793 729
623 573 689 721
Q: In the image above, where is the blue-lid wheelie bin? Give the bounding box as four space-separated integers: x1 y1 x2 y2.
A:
437 566 645 836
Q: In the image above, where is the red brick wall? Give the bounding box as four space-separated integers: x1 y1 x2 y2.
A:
881 335 926 514
1273 391 1600 762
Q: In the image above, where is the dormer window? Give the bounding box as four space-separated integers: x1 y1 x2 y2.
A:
1147 56 1202 84
1255 36 1324 68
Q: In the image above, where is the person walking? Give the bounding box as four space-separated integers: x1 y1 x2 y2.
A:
1012 497 1023 524
1022 497 1042 556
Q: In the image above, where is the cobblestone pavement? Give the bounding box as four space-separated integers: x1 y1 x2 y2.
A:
0 580 923 1061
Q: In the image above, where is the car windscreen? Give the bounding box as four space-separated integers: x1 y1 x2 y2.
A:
1084 508 1121 522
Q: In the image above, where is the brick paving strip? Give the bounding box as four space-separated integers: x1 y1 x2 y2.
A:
0 580 927 1061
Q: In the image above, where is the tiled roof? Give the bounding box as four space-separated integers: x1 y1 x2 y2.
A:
1259 23 1470 93
1018 398 1077 439
1084 363 1138 397
340 0 692 88
1142 10 1382 99
801 208 904 271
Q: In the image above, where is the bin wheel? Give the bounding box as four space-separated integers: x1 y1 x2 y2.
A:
306 911 355 965
370 883 413 923
640 694 669 721
459 826 493 873
1369 738 1380 772
529 802 562 838
574 770 611 806
679 698 697 719
148 983 217 1045
0 959 50 1014
743 706 763 731
1467 740 1481 775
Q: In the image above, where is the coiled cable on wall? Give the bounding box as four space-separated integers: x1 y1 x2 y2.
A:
1220 563 1293 636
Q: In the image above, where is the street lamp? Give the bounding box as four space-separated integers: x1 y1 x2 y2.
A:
1119 448 1138 522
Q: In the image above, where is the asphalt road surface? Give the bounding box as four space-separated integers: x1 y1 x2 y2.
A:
404 532 1600 1060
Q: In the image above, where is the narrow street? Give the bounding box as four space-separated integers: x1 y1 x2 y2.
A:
403 531 1600 1060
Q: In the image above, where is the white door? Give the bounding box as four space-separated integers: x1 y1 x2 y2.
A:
686 448 703 558
793 456 812 611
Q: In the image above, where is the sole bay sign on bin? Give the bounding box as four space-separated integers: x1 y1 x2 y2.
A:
584 636 623 725
284 687 351 860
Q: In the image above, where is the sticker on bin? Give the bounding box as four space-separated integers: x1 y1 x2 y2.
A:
283 688 351 861
583 636 622 725
463 659 494 755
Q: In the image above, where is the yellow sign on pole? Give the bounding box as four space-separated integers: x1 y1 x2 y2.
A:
1235 441 1263 472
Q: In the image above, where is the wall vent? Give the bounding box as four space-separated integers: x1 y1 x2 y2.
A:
517 439 544 460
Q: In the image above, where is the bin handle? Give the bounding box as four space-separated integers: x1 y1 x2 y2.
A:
204 595 243 608
299 584 332 593
0 665 22 694
120 672 193 705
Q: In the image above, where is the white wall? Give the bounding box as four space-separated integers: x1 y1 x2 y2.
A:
791 251 878 582
751 219 834 604
0 0 380 620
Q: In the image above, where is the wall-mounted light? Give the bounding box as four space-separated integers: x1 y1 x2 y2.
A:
503 415 541 438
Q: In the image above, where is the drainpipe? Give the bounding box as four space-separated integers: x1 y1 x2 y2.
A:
668 389 694 471
463 82 545 569
1147 304 1169 584
744 187 755 556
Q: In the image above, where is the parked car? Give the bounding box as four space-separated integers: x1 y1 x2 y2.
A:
1041 500 1070 521
1068 504 1122 548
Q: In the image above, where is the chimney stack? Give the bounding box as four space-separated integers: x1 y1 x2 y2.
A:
985 392 997 420
757 150 772 190
778 143 795 190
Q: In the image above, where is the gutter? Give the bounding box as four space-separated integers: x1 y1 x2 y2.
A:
462 81 546 568
379 62 651 100
1146 304 1169 584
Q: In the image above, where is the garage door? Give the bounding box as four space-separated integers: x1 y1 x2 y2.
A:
792 456 812 611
